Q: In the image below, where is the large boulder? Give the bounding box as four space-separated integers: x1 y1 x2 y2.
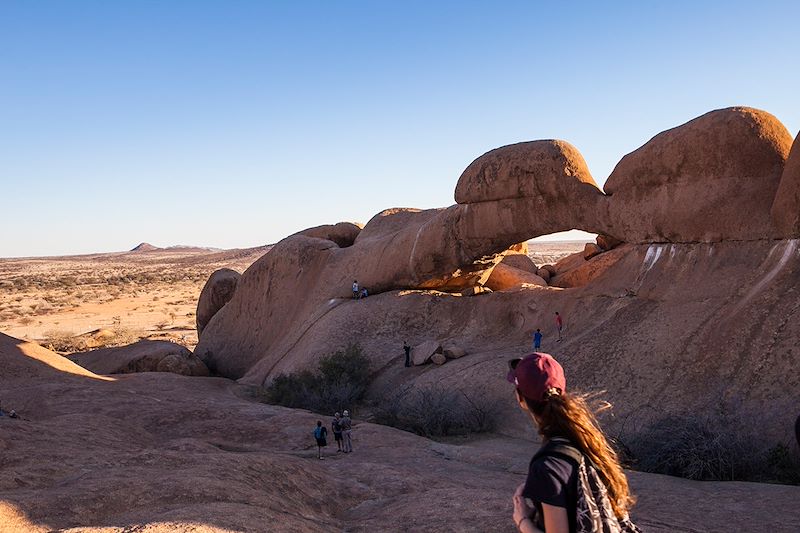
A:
596 234 623 251
455 140 599 203
499 251 538 273
583 243 603 260
484 263 548 291
411 340 442 366
68 340 209 376
771 132 800 236
197 268 241 336
298 221 362 248
605 107 793 242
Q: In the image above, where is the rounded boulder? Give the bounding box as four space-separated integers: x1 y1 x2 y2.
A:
197 268 241 337
605 106 793 242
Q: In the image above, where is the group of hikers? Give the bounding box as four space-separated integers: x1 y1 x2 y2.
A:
312 410 353 459
531 312 564 351
351 280 368 299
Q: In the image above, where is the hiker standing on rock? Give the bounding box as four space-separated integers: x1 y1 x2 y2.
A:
332 412 344 452
507 352 639 533
313 420 328 460
555 312 563 341
352 280 359 299
532 329 543 351
403 341 411 367
341 410 353 453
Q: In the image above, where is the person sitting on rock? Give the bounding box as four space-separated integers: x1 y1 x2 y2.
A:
332 412 344 452
360 287 368 298
313 420 328 460
352 280 359 299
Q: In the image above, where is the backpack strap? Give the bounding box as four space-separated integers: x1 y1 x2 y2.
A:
532 437 583 465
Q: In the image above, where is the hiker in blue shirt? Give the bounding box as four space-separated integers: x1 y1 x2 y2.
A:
313 420 328 460
532 329 543 351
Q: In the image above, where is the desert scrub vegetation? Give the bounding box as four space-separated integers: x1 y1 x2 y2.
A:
260 344 371 413
41 327 147 354
373 384 499 438
620 412 800 485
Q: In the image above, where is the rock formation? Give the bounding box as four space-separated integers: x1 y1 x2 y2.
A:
196 268 241 336
69 340 209 376
193 105 799 446
771 132 800 236
605 107 793 242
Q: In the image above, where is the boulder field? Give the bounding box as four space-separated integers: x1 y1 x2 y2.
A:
2 333 799 532
194 106 800 445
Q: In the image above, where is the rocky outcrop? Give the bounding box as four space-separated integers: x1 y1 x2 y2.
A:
499 252 538 273
299 221 362 248
442 344 467 359
197 268 241 336
583 243 603 260
771 132 800 236
411 340 442 366
596 234 623 251
485 262 548 291
195 106 799 407
605 107 793 242
69 340 209 376
455 140 599 204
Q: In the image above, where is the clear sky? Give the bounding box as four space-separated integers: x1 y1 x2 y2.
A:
1 1 798 257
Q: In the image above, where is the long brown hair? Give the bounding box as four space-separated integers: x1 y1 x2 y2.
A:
523 391 635 519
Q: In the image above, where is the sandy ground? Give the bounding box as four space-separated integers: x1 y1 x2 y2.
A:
0 241 583 352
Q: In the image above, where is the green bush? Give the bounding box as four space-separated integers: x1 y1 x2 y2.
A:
264 344 370 413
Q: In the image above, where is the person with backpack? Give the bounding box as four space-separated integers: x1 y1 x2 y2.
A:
313 420 328 460
332 412 344 452
507 352 639 533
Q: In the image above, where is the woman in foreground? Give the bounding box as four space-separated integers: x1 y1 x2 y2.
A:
508 352 639 533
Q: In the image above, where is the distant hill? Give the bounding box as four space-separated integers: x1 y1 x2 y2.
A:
129 243 223 253
130 242 160 252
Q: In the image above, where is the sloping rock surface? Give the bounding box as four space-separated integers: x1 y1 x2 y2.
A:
1 333 798 532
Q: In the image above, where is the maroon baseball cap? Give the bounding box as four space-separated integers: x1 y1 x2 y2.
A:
506 352 566 401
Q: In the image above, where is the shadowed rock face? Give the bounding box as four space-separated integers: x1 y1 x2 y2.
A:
197 268 241 336
69 340 209 376
771 132 800 236
605 107 793 242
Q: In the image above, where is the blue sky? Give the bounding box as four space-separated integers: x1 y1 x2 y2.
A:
1 1 798 257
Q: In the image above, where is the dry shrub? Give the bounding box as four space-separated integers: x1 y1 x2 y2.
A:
622 413 800 484
373 384 499 438
41 329 86 353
